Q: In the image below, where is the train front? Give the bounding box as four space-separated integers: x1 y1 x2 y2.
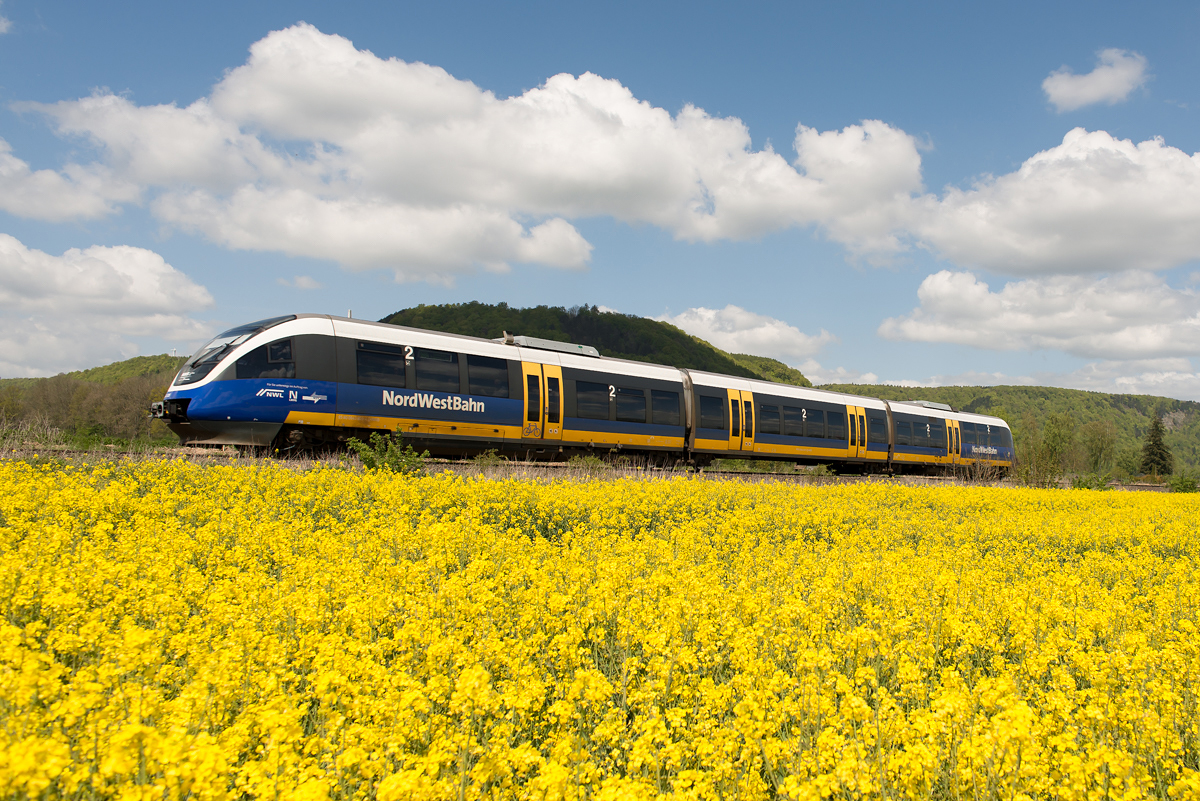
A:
151 314 335 447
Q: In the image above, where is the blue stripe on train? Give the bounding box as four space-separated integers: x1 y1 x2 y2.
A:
168 379 338 423
564 417 686 438
755 432 847 448
337 383 523 427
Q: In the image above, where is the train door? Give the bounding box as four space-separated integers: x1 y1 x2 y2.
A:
542 364 563 442
850 405 868 459
739 391 755 452
520 359 564 442
521 361 544 440
726 387 742 451
949 420 961 465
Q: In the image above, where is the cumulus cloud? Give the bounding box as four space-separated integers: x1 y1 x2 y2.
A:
849 361 1200 402
0 234 213 375
0 139 138 221
0 2 10 34
9 25 1199 285
917 128 1200 275
657 305 835 363
800 360 878 386
13 23 920 282
878 270 1200 360
1043 49 1148 112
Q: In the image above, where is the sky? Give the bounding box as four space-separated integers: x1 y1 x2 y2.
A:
1 1 1199 398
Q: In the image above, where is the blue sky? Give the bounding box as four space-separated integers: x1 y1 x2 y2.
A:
2 1 1199 398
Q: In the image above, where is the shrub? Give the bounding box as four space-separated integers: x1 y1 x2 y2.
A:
345 432 429 474
1166 470 1198 493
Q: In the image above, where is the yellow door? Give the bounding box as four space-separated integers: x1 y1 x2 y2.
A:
726 388 742 451
543 364 563 442
948 420 960 465
847 406 861 459
740 392 755 452
521 361 544 440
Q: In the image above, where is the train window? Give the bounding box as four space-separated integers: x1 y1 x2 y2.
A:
616 388 647 423
576 381 609 419
467 355 509 397
236 339 296 380
414 348 460 393
931 419 947 452
868 414 887 444
782 406 803 436
652 390 680 426
758 404 780 434
996 428 1013 448
356 341 406 387
526 375 540 422
547 377 560 424
961 421 977 446
911 419 929 448
806 409 825 439
268 340 292 362
730 399 740 437
698 396 725 430
896 420 912 446
827 411 846 442
743 400 753 437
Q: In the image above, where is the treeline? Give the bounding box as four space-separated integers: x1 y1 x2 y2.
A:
380 302 812 386
825 383 1200 474
0 355 185 446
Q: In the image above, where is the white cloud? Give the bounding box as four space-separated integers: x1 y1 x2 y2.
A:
801 359 878 386
0 234 213 375
918 129 1200 276
16 23 919 281
657 304 835 362
879 269 1200 360
0 2 10 34
0 139 138 221
277 275 323 290
842 362 1200 402
10 25 1199 285
1042 49 1149 113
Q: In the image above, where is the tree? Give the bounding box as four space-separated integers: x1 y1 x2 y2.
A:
1079 419 1117 474
1140 414 1174 477
1016 411 1076 487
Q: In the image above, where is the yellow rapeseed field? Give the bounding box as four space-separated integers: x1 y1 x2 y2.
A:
0 459 1197 800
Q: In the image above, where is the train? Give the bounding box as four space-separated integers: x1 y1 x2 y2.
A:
151 313 1014 472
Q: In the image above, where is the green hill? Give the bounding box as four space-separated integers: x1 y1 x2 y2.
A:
381 302 811 384
823 383 1200 472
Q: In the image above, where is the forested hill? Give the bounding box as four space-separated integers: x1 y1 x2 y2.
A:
825 383 1200 471
380 302 813 386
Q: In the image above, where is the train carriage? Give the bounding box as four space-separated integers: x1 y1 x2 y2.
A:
154 313 1015 473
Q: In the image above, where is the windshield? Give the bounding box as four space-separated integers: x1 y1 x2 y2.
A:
174 315 296 386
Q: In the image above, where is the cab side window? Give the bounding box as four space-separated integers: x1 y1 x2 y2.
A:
237 338 295 379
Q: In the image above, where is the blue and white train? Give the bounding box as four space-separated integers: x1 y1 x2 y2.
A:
152 314 1014 471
